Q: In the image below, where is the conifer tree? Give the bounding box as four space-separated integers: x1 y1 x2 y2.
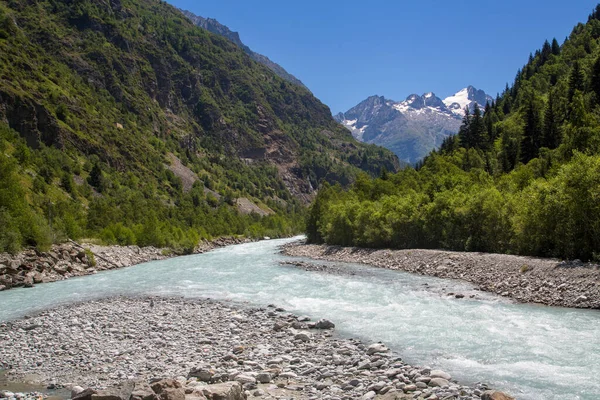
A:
521 95 542 163
591 54 600 103
543 90 560 149
568 61 585 102
470 105 486 149
551 38 561 55
457 107 471 148
541 40 552 65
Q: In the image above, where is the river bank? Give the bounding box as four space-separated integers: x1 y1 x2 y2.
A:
0 296 511 400
0 237 254 292
281 241 600 309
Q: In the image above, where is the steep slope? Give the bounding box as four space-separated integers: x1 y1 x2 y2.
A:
335 87 492 164
0 0 398 252
308 6 600 261
180 10 307 90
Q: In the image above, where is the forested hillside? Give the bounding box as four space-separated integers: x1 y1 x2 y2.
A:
307 6 600 261
0 0 398 253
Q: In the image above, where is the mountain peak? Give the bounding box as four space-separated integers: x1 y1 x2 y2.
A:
336 86 493 164
443 86 493 116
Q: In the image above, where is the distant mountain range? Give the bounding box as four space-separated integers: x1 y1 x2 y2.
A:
335 86 493 164
180 10 307 90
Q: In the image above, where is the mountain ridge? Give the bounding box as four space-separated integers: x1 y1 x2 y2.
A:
180 9 308 90
335 86 493 164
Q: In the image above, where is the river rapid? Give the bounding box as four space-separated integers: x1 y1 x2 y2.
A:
0 237 598 400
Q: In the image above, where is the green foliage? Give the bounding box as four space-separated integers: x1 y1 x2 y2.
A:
306 8 600 260
0 0 398 252
84 248 96 268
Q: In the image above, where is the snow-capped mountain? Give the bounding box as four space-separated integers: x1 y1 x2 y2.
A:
443 86 494 116
335 86 493 164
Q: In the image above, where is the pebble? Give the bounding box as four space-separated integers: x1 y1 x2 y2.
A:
0 297 495 400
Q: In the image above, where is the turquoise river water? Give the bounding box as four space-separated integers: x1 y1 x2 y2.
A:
0 237 598 399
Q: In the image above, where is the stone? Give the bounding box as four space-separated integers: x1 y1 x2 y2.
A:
233 374 255 385
481 390 516 400
313 319 335 329
200 382 244 400
131 381 157 400
361 391 376 399
189 367 215 382
294 332 311 342
272 322 287 331
366 343 389 355
71 386 85 398
255 372 271 384
157 388 185 400
72 388 98 400
151 380 183 394
429 370 451 380
428 378 450 387
92 381 135 400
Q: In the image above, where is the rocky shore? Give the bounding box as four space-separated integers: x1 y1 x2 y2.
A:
0 237 254 292
281 242 600 309
0 297 513 400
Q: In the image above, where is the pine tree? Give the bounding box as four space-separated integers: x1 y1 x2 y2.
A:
470 105 486 149
540 40 552 65
589 5 600 21
591 54 600 103
543 90 560 149
521 95 542 163
457 107 472 148
551 38 561 55
568 61 585 102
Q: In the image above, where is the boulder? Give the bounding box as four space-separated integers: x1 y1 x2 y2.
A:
131 381 157 400
71 386 85 398
233 374 255 385
91 381 134 400
294 332 311 342
201 382 245 400
366 343 389 355
313 319 335 329
72 388 97 400
429 370 451 380
481 390 515 400
255 372 271 384
428 378 450 387
151 379 185 400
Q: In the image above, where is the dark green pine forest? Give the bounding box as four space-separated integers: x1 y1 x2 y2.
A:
0 0 399 253
308 6 600 261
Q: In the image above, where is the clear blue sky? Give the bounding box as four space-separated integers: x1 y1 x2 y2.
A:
168 0 600 113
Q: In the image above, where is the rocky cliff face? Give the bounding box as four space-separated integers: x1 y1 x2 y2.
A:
335 87 493 164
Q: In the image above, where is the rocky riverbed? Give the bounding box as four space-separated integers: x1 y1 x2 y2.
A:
281 242 600 309
0 237 253 292
0 297 513 400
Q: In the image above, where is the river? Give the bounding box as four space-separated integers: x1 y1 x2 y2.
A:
0 237 598 400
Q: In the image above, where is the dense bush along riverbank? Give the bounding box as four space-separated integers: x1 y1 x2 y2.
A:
0 237 253 292
282 241 600 309
0 297 514 400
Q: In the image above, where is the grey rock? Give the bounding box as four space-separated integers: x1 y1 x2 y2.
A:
367 343 389 355
429 370 451 380
313 319 335 329
428 378 450 387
